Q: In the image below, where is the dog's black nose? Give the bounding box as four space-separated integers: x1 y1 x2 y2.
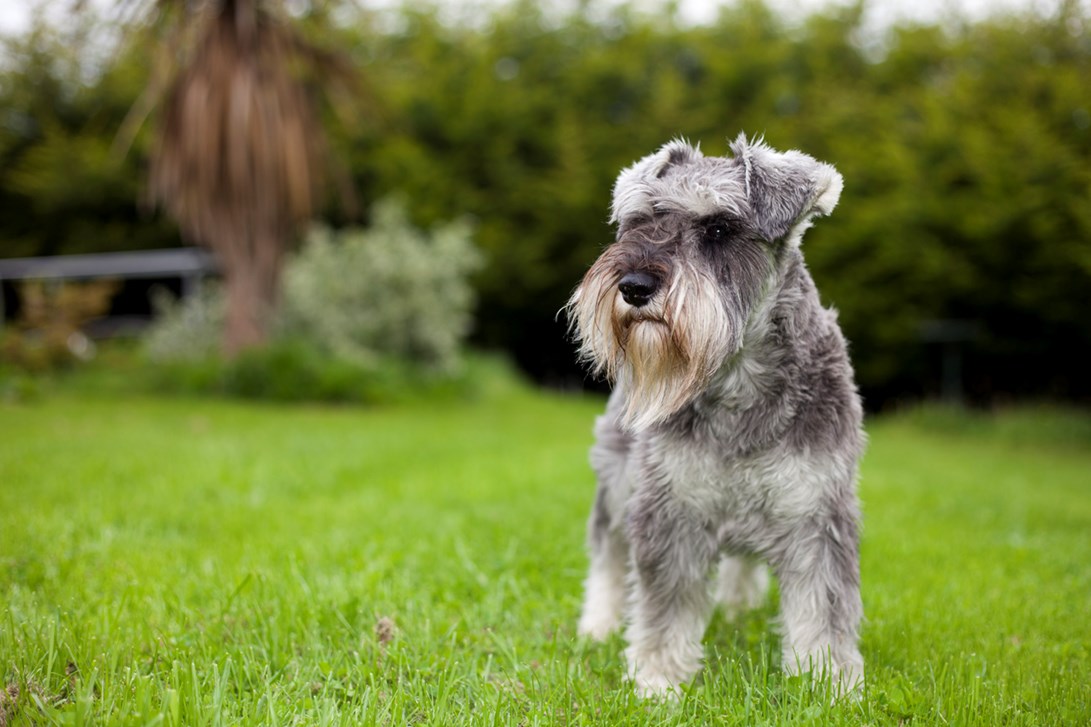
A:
618 272 659 307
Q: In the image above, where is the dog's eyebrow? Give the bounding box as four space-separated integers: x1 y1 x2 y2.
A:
617 214 654 230
695 213 744 228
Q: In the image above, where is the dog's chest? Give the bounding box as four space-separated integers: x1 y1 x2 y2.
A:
648 432 833 525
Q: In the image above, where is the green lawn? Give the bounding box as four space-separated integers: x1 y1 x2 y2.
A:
1 383 1089 725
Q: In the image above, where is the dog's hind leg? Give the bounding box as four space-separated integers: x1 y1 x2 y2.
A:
714 555 770 620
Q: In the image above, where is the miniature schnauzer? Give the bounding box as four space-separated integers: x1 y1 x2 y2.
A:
567 134 864 698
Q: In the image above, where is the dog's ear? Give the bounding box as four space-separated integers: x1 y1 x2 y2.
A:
729 133 843 245
611 139 702 223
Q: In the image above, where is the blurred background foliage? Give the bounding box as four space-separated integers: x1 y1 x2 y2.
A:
1 0 1089 408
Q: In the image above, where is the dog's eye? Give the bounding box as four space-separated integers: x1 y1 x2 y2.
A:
702 222 733 245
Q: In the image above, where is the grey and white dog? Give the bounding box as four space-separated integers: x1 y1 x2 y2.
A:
566 134 865 698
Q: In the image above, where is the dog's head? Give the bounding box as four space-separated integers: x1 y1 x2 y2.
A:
568 134 842 431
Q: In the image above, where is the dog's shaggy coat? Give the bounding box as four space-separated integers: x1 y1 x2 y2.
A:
567 134 864 697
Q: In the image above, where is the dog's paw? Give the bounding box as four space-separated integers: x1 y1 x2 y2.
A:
630 672 684 701
834 660 865 700
624 646 698 700
784 650 865 702
577 583 625 641
628 663 685 698
577 610 621 642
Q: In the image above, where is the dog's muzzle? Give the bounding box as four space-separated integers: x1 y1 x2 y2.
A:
618 272 659 308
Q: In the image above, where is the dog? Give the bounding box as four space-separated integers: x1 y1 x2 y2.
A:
566 134 865 698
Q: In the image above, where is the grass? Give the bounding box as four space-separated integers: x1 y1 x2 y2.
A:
1 377 1089 725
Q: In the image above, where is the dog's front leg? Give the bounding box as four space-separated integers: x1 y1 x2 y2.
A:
773 511 864 694
624 487 717 698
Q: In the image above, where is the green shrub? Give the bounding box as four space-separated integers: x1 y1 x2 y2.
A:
144 284 225 363
280 199 482 371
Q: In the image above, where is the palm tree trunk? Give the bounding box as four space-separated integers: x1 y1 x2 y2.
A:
219 226 285 355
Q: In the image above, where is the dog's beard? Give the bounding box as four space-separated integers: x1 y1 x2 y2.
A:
568 259 735 431
614 319 697 431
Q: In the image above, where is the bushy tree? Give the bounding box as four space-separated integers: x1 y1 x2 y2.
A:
0 18 176 258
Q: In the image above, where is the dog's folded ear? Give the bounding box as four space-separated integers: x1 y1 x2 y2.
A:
611 139 703 223
729 133 843 245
